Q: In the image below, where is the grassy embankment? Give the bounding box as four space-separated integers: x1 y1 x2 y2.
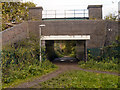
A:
79 39 119 73
33 70 118 88
78 58 118 73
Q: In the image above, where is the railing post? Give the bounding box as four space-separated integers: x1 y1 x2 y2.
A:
46 10 47 18
74 10 75 18
84 9 85 19
55 10 56 18
64 10 66 18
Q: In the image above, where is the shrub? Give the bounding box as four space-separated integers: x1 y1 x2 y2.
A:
79 40 119 72
2 35 57 84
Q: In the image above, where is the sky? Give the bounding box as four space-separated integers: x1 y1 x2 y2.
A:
23 0 120 18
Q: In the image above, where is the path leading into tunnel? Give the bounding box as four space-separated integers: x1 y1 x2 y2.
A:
13 62 118 88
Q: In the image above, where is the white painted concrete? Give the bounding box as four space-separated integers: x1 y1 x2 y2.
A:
41 35 90 40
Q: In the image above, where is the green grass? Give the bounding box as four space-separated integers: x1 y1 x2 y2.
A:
78 59 118 73
2 65 58 88
32 70 119 88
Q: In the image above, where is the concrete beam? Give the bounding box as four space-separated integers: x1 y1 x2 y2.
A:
76 41 85 60
41 35 90 40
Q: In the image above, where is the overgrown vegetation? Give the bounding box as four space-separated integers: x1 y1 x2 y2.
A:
2 35 57 88
33 70 118 88
104 13 118 21
78 58 118 72
54 41 76 57
2 2 36 31
79 37 119 72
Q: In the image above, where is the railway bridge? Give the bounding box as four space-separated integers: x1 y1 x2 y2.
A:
1 5 118 61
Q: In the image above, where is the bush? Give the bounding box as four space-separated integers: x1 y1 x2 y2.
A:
78 54 118 72
79 39 119 72
2 35 57 84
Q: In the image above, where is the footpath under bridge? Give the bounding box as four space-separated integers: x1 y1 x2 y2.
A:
40 33 90 62
27 5 117 62
39 9 89 61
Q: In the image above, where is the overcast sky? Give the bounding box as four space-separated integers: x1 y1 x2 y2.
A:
23 0 120 18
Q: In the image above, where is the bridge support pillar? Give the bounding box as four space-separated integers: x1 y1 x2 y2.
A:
76 40 87 61
45 40 56 61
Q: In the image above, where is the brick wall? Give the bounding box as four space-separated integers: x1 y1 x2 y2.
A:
88 5 102 19
42 20 106 48
28 20 118 48
1 20 118 49
1 22 28 46
28 21 42 37
29 7 43 20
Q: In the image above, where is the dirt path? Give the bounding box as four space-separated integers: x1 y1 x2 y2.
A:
13 62 119 88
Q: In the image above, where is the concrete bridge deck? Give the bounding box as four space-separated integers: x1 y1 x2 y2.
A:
1 5 118 61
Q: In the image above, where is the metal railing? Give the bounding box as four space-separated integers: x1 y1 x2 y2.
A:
42 9 88 19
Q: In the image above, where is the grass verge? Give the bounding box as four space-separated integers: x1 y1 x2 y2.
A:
33 70 119 88
78 59 118 73
2 63 58 88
